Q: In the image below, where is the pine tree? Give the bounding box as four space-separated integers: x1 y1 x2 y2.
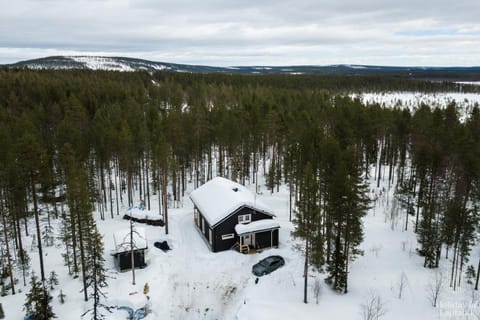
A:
60 143 93 301
152 133 171 234
16 124 48 284
395 175 416 231
293 162 320 303
16 249 31 286
0 195 15 295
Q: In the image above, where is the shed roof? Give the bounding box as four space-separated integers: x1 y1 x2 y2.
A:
235 219 280 235
127 206 160 220
113 227 147 254
189 177 274 227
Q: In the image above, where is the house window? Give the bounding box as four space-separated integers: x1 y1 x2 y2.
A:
209 229 213 246
238 214 251 224
201 217 205 233
222 233 235 240
194 209 199 227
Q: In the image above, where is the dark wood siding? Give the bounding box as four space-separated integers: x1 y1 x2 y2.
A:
196 205 275 252
212 206 274 252
213 225 236 252
116 250 146 271
196 210 214 250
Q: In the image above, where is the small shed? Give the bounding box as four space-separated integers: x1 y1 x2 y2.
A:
189 177 280 253
112 227 148 271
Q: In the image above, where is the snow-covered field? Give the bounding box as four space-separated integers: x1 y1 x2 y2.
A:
456 82 480 86
351 92 480 121
3 92 480 320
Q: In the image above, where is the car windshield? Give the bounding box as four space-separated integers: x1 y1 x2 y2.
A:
259 260 270 267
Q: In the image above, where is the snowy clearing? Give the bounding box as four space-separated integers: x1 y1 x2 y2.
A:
351 92 480 120
4 169 480 320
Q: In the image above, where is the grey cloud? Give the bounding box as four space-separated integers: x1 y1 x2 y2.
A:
0 0 479 65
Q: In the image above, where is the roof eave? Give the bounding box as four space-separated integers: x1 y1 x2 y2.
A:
236 226 280 236
210 204 275 228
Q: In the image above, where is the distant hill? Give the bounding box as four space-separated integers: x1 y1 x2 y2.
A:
3 56 480 80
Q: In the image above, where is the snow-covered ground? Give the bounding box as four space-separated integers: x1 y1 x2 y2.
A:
351 92 480 121
69 56 170 72
70 56 135 72
456 82 480 86
4 170 480 320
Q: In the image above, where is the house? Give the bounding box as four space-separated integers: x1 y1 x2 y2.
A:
189 177 280 253
112 227 148 271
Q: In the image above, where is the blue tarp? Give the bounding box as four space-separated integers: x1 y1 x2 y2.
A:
117 306 146 320
127 205 145 212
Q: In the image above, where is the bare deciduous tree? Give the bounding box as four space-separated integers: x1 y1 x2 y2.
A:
427 271 444 307
361 291 387 320
398 272 408 299
314 277 321 304
401 241 407 252
370 245 383 258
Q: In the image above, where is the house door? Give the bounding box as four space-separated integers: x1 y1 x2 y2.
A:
242 233 255 247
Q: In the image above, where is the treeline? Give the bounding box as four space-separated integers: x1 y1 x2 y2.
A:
0 69 479 317
153 70 480 93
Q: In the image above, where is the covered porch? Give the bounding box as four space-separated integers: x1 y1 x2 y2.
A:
234 219 280 254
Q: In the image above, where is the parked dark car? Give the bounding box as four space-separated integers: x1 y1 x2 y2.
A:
252 255 285 276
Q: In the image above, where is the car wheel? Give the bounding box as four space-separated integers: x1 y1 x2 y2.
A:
262 271 267 276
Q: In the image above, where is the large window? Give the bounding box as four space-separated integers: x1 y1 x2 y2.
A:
209 229 213 246
238 214 251 224
222 233 235 240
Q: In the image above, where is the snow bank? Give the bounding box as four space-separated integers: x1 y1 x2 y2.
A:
235 219 280 235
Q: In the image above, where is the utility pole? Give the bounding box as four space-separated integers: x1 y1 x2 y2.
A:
130 209 135 285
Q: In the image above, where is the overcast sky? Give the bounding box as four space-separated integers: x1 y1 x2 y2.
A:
1 0 479 66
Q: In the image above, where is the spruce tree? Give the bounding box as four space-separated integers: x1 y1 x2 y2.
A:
82 224 109 320
47 271 58 291
24 273 55 320
325 148 369 293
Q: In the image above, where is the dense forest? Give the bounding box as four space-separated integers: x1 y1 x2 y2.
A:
1 69 480 317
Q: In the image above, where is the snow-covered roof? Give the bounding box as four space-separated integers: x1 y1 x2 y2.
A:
189 177 274 227
127 206 160 220
113 227 148 254
235 219 280 235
